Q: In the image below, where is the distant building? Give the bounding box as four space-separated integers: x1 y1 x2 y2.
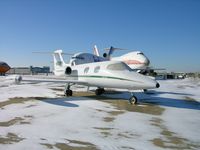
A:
30 66 50 75
155 72 187 80
8 67 31 75
7 66 50 75
186 72 200 78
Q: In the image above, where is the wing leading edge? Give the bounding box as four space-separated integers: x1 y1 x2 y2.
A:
22 76 87 85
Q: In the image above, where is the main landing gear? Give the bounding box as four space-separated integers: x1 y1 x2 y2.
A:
95 88 105 96
64 84 73 96
65 85 138 105
129 93 138 105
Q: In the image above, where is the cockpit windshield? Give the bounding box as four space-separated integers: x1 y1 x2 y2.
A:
107 62 132 71
137 52 144 55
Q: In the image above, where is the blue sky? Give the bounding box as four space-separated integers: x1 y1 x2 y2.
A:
0 0 199 72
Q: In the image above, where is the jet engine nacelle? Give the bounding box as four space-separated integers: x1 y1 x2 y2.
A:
15 75 22 84
103 53 107 58
65 66 72 75
5 75 22 84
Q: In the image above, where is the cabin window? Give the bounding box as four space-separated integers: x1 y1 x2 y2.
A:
94 66 100 73
107 62 131 71
84 67 89 74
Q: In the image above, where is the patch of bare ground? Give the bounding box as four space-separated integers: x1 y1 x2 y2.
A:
93 127 113 137
0 115 33 127
103 117 115 122
121 146 135 150
72 91 165 116
0 133 24 144
0 117 24 127
41 139 98 150
0 97 45 109
115 131 140 140
150 117 200 149
105 100 165 116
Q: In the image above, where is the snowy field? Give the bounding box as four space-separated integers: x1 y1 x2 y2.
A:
0 76 200 150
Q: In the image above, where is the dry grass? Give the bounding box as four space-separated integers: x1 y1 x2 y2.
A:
41 139 98 150
0 133 24 144
150 117 200 149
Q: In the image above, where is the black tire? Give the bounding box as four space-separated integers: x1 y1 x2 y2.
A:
95 88 104 95
95 89 101 95
143 89 147 92
65 90 73 97
129 96 137 105
69 90 73 96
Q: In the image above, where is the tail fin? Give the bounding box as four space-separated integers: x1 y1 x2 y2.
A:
103 46 115 60
93 45 100 56
53 50 66 69
108 46 115 58
104 46 128 59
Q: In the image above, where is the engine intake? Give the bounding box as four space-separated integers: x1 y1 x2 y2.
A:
5 75 22 84
65 66 72 75
103 53 107 58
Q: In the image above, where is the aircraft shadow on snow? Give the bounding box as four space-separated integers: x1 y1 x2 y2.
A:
42 97 80 107
139 91 200 110
41 91 200 110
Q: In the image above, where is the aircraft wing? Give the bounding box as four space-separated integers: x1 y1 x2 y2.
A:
22 76 88 85
133 67 166 72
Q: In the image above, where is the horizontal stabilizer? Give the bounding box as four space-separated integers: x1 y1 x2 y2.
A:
32 51 74 55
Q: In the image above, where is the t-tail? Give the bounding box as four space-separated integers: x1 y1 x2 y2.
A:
53 50 67 76
93 45 100 56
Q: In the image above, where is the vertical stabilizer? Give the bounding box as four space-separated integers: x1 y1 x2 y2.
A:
93 45 100 56
53 50 66 69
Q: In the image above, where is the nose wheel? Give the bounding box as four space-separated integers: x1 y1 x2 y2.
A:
64 84 73 96
65 89 73 96
129 94 138 105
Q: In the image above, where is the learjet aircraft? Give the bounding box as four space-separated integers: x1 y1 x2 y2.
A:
18 50 160 104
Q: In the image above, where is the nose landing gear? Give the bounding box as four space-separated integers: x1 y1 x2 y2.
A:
64 84 73 96
129 96 137 104
129 92 138 105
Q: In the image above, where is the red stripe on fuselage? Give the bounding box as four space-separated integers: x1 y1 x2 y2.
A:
123 60 145 65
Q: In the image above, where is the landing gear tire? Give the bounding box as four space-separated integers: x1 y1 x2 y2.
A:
65 90 73 97
143 89 147 92
95 88 105 96
129 96 137 105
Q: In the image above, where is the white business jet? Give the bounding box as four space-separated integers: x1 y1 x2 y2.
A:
21 50 159 104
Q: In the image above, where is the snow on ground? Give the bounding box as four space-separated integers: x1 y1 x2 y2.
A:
0 76 200 150
154 79 200 144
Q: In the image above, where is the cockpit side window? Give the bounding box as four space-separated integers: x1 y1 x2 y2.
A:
137 52 144 55
84 67 89 74
94 66 100 73
107 62 132 71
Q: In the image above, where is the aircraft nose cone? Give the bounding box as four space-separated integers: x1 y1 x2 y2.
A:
156 82 160 88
